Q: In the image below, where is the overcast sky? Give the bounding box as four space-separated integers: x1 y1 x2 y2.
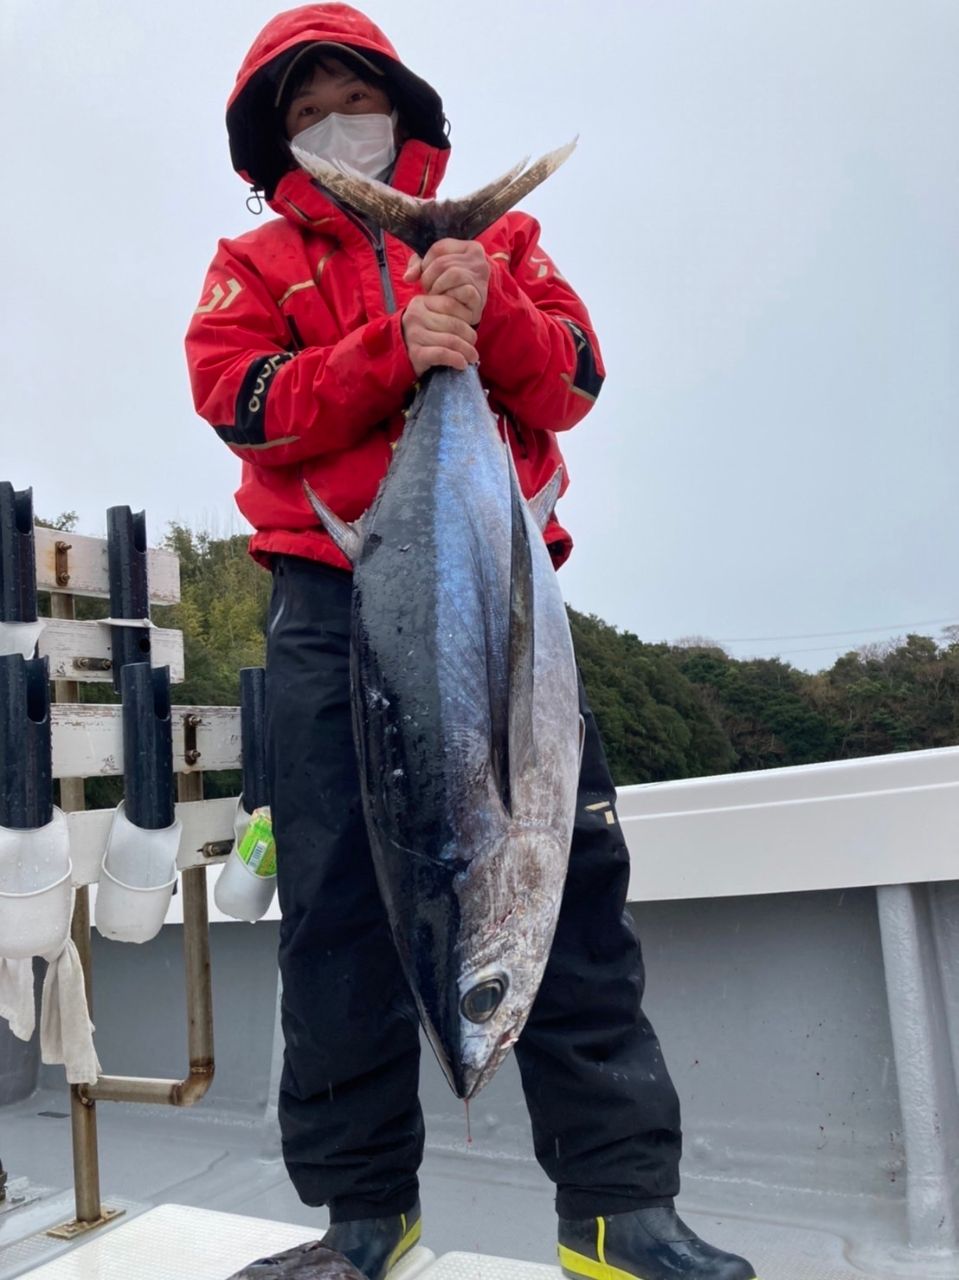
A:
2 1 957 670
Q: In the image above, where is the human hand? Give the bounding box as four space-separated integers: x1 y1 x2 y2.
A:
404 239 490 326
401 293 479 377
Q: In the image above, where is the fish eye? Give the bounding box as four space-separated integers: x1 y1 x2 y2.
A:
461 975 508 1024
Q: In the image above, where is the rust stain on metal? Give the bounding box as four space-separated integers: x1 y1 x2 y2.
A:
54 540 72 587
183 713 202 766
201 838 234 859
46 1205 125 1240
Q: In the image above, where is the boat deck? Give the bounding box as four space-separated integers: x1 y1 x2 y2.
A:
0 1079 945 1280
4 745 959 1280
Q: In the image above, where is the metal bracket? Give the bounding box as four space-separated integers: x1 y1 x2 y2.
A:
202 838 234 859
54 540 72 588
46 1204 125 1239
74 656 113 672
183 713 202 767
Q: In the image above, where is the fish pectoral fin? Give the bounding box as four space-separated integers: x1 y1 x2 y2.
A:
303 481 364 563
528 466 564 533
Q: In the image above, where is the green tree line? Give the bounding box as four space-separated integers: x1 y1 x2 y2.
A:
39 519 959 789
574 616 959 784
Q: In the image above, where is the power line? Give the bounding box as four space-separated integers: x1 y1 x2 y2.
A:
718 616 958 644
760 641 909 658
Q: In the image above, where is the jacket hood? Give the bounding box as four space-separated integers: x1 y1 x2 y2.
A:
227 4 449 197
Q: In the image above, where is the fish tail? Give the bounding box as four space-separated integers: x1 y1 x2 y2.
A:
289 141 578 255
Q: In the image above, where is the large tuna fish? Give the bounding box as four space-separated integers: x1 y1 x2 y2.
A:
293 145 583 1100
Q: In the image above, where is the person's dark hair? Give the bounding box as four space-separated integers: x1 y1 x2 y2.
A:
275 48 389 121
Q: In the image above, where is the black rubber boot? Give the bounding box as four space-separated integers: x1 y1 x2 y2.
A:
558 1207 756 1280
321 1203 422 1280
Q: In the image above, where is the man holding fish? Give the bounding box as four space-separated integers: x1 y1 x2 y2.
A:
186 7 755 1280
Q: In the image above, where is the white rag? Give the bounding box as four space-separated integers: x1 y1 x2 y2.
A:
0 956 35 1040
39 938 101 1085
0 808 100 1084
0 943 101 1085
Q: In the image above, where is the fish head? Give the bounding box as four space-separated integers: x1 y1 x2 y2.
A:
451 962 521 1100
418 824 568 1100
421 953 526 1102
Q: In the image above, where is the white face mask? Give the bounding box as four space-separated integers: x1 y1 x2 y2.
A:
292 110 398 181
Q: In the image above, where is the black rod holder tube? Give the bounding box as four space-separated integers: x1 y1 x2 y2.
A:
0 654 52 829
121 663 174 830
107 507 151 693
0 483 38 624
239 666 269 812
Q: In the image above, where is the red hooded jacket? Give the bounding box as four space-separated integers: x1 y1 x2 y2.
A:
185 4 605 571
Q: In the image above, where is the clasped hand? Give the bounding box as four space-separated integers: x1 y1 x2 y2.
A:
401 240 490 377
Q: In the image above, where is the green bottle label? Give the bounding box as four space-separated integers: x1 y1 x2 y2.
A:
236 810 276 878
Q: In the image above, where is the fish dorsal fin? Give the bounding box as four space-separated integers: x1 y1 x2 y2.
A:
504 461 536 815
528 466 564 533
289 141 577 256
303 481 364 564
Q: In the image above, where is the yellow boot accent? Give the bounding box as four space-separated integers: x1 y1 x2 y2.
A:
385 1213 422 1276
557 1218 758 1280
558 1215 628 1280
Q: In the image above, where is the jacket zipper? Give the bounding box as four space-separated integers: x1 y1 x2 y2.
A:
334 205 401 447
337 201 397 315
318 184 398 314
373 231 397 315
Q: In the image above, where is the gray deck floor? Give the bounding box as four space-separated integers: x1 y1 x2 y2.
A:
1 1086 950 1280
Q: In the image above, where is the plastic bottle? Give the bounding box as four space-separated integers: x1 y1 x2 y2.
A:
214 805 277 922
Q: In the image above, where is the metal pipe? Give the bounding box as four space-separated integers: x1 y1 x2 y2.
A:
876 883 959 1254
69 888 102 1224
51 595 85 813
78 1068 214 1108
182 863 215 1085
51 592 102 1227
